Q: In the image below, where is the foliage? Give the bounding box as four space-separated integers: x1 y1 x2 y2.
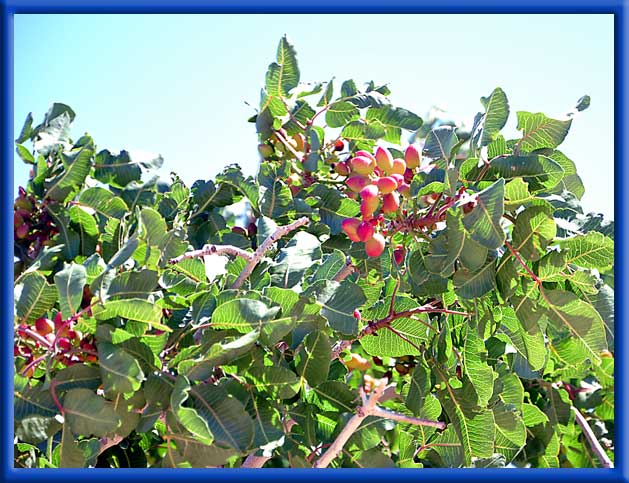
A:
14 36 614 469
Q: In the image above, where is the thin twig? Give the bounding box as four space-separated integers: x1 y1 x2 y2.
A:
504 239 541 284
571 406 614 468
329 303 468 360
231 217 310 289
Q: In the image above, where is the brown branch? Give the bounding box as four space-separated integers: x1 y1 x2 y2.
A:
371 406 446 430
241 454 271 468
332 257 355 282
312 379 388 468
571 406 614 468
231 217 310 289
169 244 254 265
312 379 444 468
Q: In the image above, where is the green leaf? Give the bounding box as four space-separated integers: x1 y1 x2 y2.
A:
504 178 535 210
45 147 93 201
16 111 33 144
178 379 254 451
477 155 564 192
425 211 465 277
47 204 80 261
512 205 556 261
306 280 366 336
211 298 280 333
79 186 129 219
311 184 360 235
295 331 331 387
542 289 608 365
360 296 431 356
497 307 546 372
16 144 34 164
454 260 496 299
270 231 322 288
547 150 585 199
265 35 300 97
94 298 169 332
325 101 360 128
477 87 509 146
54 263 87 319
365 105 422 131
108 270 158 300
308 381 357 412
93 149 163 188
406 359 431 416
165 433 237 467
559 231 614 271
522 403 549 427
15 272 57 324
516 111 572 152
423 127 458 161
247 365 300 400
63 389 120 437
53 365 102 393
59 425 87 468
32 104 74 154
492 402 526 462
462 326 494 406
183 330 260 381
97 342 145 395
438 388 495 465
170 377 214 445
462 179 505 250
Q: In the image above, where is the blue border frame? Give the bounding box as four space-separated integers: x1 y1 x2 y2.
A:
2 1 625 481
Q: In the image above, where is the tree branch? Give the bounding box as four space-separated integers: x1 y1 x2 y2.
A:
312 379 388 468
312 379 444 468
371 406 446 430
571 406 614 468
332 257 355 282
169 244 253 265
231 217 310 289
241 453 271 468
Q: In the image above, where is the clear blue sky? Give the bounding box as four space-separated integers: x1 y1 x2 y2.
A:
13 14 614 218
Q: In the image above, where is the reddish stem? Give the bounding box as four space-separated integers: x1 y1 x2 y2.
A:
504 239 541 285
20 354 47 376
16 327 52 349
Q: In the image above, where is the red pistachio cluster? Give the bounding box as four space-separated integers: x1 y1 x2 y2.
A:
16 310 97 377
14 187 59 261
340 145 421 257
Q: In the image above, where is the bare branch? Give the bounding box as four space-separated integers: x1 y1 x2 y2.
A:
312 378 445 468
313 378 388 468
241 453 271 468
231 217 310 289
571 406 614 468
169 244 253 265
371 406 446 430
332 257 355 282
